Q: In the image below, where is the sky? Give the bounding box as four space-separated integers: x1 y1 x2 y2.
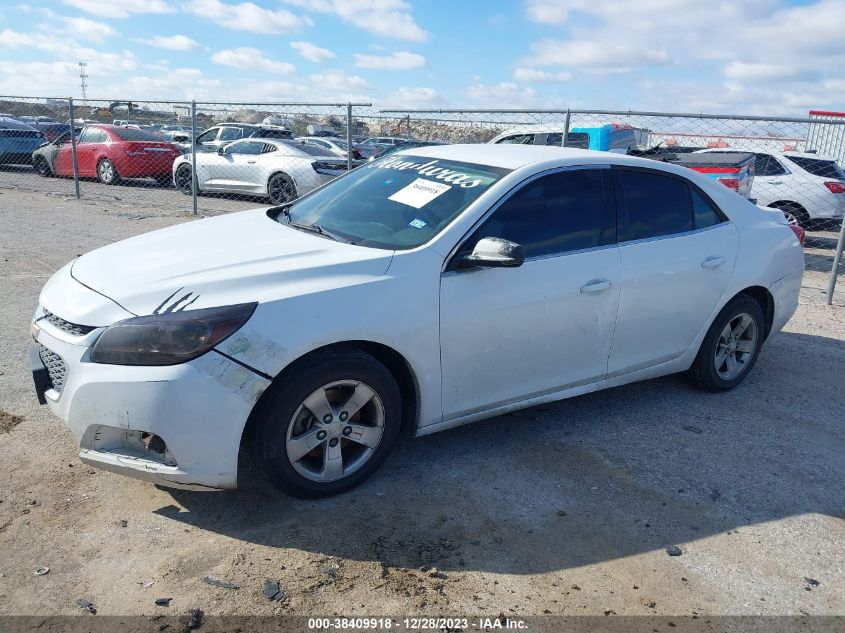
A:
0 0 843 116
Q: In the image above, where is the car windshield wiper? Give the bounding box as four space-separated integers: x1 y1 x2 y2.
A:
278 206 350 244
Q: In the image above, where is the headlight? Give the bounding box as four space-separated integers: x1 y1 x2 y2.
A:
90 303 256 366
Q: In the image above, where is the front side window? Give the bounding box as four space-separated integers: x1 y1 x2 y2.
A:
279 154 510 250
497 134 535 145
226 140 264 155
196 128 219 144
463 169 611 259
218 127 244 142
618 169 693 241
77 127 96 144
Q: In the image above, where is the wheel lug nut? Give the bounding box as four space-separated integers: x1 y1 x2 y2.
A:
323 414 333 423
339 411 349 421
343 426 352 436
329 438 339 447
316 430 327 441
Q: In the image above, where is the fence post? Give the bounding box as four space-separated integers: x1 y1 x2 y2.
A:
68 97 80 199
346 102 352 171
563 109 571 147
190 100 198 216
826 220 845 304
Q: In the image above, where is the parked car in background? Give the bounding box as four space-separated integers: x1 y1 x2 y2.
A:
32 145 803 495
366 140 447 161
32 124 181 184
0 117 44 165
160 129 197 152
172 137 348 204
489 124 639 153
113 119 141 127
32 122 71 143
192 123 292 152
354 136 415 159
295 136 365 162
697 149 845 228
640 150 756 199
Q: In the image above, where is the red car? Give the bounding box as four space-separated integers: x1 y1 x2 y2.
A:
35 124 181 185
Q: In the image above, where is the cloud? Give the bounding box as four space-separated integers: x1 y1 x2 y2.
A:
282 0 427 41
354 51 425 70
211 48 296 74
466 82 540 108
186 0 308 34
308 70 370 93
513 67 572 82
135 35 199 50
62 0 172 18
57 16 117 42
723 62 805 82
526 39 670 72
290 41 335 62
385 87 443 107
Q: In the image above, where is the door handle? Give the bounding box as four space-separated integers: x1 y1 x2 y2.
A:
701 256 726 269
247 160 256 164
767 179 783 185
580 279 612 294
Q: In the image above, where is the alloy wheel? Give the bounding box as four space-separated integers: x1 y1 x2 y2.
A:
285 380 385 482
269 174 295 205
714 312 758 380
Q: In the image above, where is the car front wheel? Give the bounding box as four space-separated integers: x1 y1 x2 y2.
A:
249 349 401 497
174 164 194 195
690 295 764 392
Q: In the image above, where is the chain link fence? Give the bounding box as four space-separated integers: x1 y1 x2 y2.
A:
1 97 844 301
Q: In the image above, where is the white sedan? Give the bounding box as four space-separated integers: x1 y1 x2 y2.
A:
172 138 349 204
32 145 804 497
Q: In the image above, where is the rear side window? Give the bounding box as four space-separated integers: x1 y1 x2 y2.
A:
617 169 693 241
692 188 723 229
785 155 845 179
469 169 611 258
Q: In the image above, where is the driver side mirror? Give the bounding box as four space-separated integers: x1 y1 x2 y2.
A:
217 146 227 155
460 237 525 269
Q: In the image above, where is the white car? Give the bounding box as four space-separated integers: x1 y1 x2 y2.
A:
172 138 349 204
31 145 804 497
698 149 845 228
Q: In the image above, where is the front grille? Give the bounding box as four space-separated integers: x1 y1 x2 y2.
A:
43 310 96 336
38 345 67 393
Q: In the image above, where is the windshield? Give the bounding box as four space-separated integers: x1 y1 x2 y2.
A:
278 154 510 249
112 127 163 141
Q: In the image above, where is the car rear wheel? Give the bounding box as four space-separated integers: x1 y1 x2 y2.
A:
97 158 120 185
268 173 297 205
773 203 810 229
33 157 51 177
690 295 764 392
174 164 194 195
249 348 401 498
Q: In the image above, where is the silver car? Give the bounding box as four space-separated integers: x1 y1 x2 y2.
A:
172 138 348 204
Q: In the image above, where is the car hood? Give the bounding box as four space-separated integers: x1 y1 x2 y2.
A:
70 208 394 317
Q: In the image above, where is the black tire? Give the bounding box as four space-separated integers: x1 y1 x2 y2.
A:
690 294 765 392
174 164 194 195
249 348 401 498
772 202 810 229
268 172 297 205
154 174 172 187
97 158 120 185
33 157 52 177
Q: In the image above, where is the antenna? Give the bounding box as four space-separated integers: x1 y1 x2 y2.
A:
78 62 88 99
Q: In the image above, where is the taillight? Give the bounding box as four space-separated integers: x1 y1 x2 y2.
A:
789 224 806 246
716 177 740 191
823 181 845 194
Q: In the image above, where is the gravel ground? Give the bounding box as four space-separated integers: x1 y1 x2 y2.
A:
0 185 843 622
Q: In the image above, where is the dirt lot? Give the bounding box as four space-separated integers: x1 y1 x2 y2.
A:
0 184 843 622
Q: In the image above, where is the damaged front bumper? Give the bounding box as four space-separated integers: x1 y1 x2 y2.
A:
32 308 271 491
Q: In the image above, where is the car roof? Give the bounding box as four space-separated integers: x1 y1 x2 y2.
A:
396 143 653 170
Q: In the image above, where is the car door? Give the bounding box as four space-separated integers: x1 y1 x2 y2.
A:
223 140 266 190
52 133 74 175
439 167 620 419
607 167 739 377
194 127 220 152
73 127 98 176
752 153 789 206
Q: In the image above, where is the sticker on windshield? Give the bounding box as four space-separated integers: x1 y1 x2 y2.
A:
388 178 451 209
408 218 427 229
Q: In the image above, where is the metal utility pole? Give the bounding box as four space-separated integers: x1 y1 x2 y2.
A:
346 103 353 170
68 98 80 199
78 62 88 99
191 100 198 215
